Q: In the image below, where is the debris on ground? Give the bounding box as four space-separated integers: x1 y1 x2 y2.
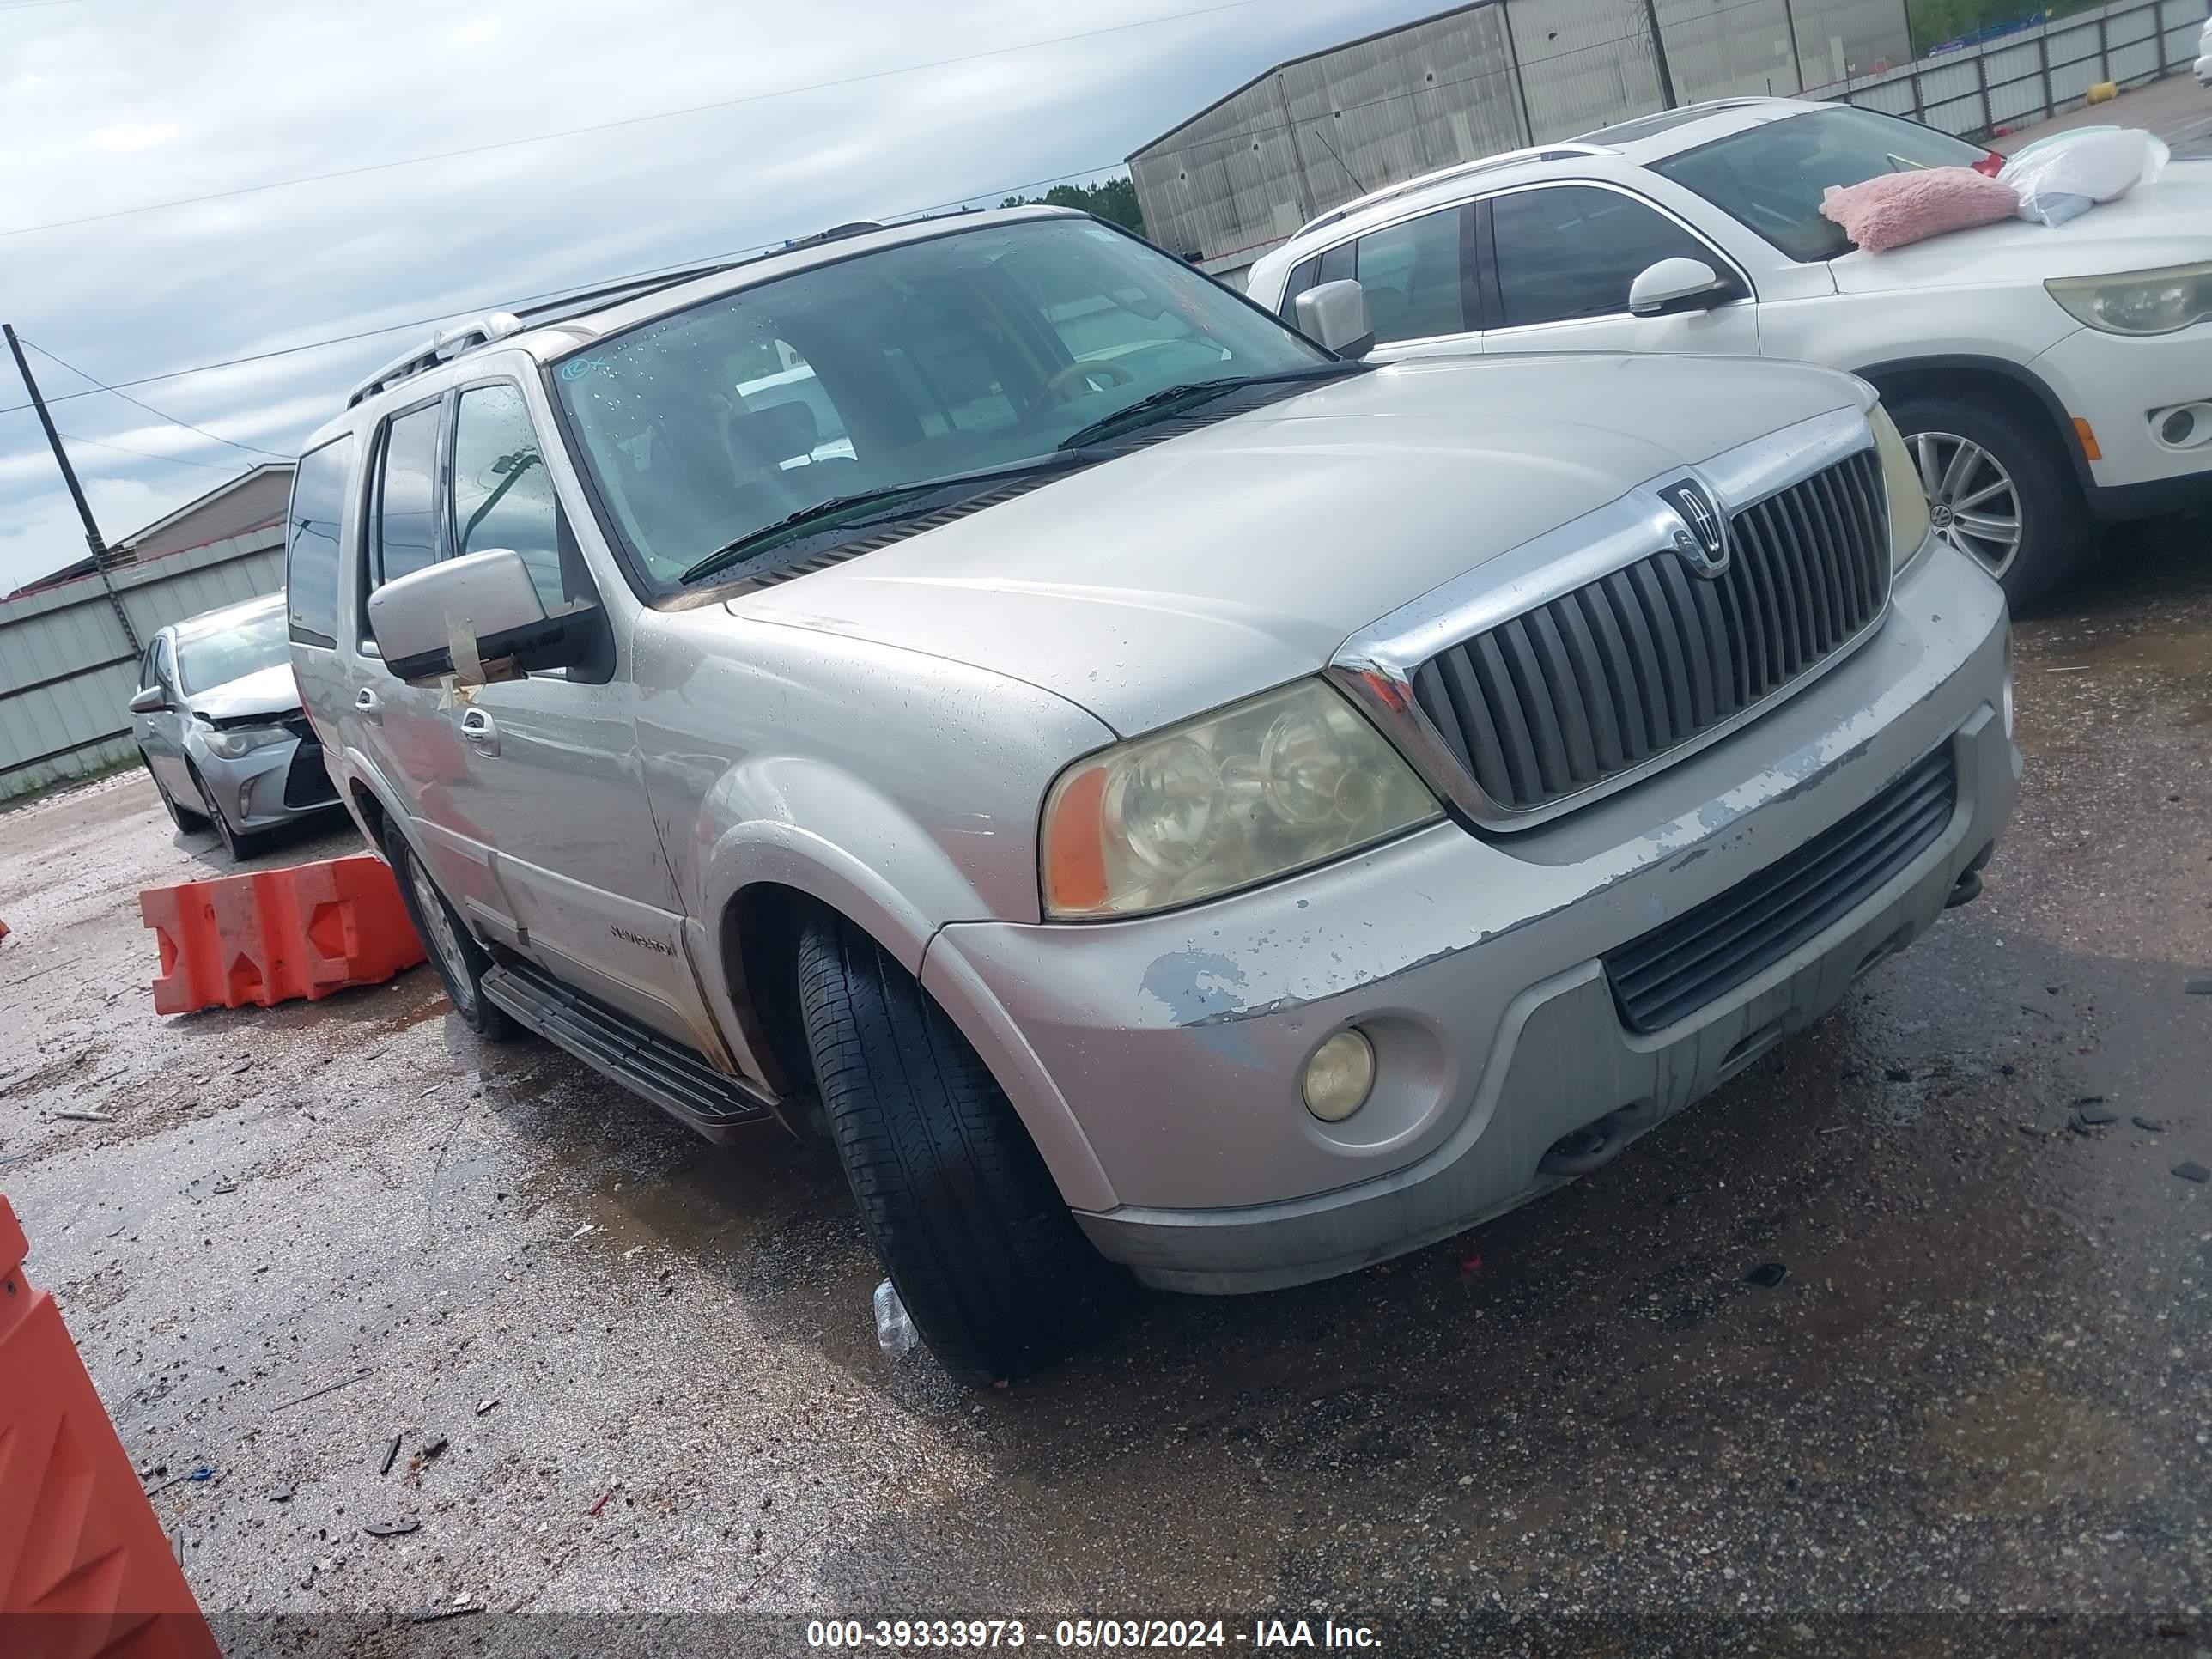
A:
410 1599 480 1624
270 1366 370 1411
2172 1161 2210 1184
379 1435 402 1475
872 1278 918 1358
475 1398 499 1416
362 1521 420 1538
587 1489 617 1516
1743 1262 1790 1289
52 1109 116 1123
2134 1116 2167 1133
2070 1105 2119 1130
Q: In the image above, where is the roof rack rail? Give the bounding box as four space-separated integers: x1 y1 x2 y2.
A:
1291 142 1615 240
345 312 525 408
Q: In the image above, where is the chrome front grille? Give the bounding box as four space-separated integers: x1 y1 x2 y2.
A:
1406 448 1890 823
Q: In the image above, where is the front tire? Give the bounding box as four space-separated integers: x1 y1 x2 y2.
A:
795 914 1131 1383
1887 391 2092 610
185 762 264 861
142 751 209 833
386 835 518 1041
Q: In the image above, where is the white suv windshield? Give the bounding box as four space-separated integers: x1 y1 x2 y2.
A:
177 608 289 695
552 218 1328 586
1652 107 1989 261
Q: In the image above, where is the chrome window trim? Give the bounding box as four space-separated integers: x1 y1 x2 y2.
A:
1330 404 1885 833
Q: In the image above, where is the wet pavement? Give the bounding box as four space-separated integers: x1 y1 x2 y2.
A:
2 521 2209 1656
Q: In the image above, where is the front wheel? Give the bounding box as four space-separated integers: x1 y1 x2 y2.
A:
795 913 1132 1383
186 762 264 861
142 751 209 833
386 835 517 1041
1887 392 2092 611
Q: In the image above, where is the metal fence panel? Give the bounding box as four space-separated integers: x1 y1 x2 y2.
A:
0 529 284 801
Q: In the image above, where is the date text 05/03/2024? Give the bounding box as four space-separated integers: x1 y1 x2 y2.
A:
804 1618 1382 1649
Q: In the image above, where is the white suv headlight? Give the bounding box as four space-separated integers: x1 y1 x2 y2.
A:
1042 679 1441 920
200 724 291 760
2046 263 2212 336
1869 403 1932 572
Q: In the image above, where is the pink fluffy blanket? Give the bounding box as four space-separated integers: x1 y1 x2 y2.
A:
1820 167 2021 252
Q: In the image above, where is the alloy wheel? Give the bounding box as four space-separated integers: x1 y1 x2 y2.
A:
1911 428 2024 580
409 859 476 1006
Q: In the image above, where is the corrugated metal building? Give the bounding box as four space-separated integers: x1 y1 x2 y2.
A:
1130 0 1911 283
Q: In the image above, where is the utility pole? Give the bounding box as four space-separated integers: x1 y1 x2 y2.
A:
4 323 138 651
1642 0 1680 107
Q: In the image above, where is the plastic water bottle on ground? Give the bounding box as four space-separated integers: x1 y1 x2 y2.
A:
872 1279 917 1358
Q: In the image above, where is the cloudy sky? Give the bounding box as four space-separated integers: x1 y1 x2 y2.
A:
0 0 1425 592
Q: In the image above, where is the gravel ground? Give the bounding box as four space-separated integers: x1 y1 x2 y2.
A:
4 534 2210 1656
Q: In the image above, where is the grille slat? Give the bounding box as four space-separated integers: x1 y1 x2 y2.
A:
1604 750 1955 1033
1412 452 1889 820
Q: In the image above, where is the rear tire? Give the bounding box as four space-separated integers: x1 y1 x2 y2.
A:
1887 390 2092 611
142 751 209 833
795 913 1132 1384
386 835 518 1042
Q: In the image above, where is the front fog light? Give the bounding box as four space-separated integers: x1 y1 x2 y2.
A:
1302 1029 1376 1122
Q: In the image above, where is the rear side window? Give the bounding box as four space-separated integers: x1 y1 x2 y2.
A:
1490 185 1734 329
285 435 352 647
1353 207 1468 343
370 402 444 593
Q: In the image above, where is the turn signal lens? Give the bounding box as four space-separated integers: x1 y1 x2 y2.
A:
1041 679 1439 920
1869 403 1932 573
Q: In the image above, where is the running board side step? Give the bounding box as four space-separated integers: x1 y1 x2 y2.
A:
480 959 775 1143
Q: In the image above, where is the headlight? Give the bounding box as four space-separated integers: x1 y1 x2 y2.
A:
2046 263 2212 336
1041 679 1441 920
1869 403 1932 572
199 724 291 760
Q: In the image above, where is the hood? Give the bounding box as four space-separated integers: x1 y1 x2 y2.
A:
1832 161 2212 294
731 353 1866 735
185 663 301 724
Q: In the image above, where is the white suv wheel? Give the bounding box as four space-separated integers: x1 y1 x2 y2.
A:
1912 429 2024 580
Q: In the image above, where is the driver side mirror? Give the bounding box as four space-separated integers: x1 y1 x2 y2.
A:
1628 257 1729 317
367 549 596 684
1295 280 1376 359
127 685 167 714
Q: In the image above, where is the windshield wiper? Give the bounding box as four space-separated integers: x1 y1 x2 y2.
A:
678 456 1085 586
1054 362 1367 452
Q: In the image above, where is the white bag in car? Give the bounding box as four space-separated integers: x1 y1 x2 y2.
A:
1997 127 2171 226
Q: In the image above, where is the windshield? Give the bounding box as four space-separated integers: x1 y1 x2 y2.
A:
177 607 290 696
552 217 1329 586
1652 107 1990 261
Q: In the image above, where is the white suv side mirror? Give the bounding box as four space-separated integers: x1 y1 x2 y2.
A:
368 548 578 684
1628 258 1728 318
1295 279 1376 358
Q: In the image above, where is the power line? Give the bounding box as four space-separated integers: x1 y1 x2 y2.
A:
21 337 295 458
54 430 248 471
0 0 1267 240
0 161 1142 422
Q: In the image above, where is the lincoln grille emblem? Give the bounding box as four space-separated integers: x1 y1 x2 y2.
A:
1659 479 1729 578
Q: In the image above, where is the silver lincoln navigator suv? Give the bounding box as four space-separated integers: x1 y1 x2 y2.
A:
286 206 2018 1382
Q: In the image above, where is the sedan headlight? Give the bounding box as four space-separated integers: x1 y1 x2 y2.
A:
2046 263 2212 336
199 723 291 761
1869 403 1932 572
1041 679 1441 920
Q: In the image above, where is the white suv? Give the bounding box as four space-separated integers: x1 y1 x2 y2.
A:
1248 97 2212 606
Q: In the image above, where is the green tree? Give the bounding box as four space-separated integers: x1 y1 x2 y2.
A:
1000 175 1146 235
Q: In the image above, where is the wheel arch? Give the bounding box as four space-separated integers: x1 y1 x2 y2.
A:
1853 355 2093 496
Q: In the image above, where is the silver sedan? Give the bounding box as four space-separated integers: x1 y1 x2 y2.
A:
126 592 341 860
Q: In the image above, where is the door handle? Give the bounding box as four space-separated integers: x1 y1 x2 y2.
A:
354 687 382 723
459 706 500 756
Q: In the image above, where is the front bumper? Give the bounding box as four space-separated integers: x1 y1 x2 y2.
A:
921 544 2017 1292
2031 319 2212 514
187 724 340 832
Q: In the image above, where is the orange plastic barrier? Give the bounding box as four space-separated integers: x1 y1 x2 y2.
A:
0 1198 221 1658
140 853 425 1015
